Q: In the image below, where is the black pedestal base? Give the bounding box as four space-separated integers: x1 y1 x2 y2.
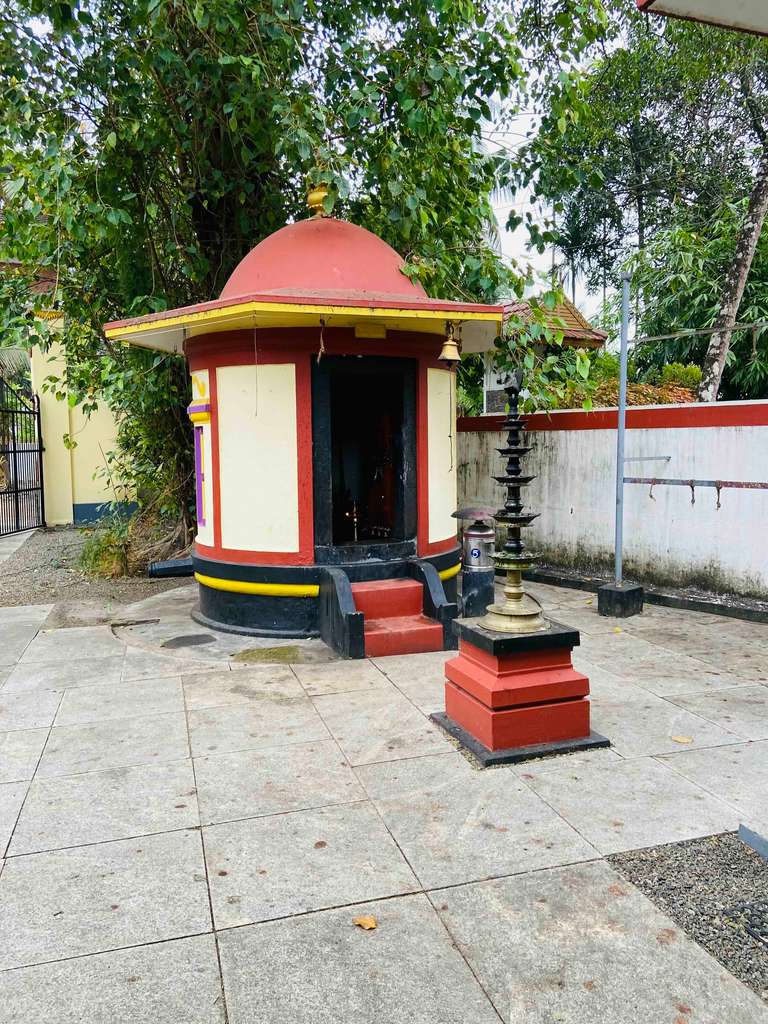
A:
460 568 496 618
431 712 611 767
597 582 644 617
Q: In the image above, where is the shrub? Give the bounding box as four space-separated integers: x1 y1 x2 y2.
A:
660 362 703 389
79 518 130 578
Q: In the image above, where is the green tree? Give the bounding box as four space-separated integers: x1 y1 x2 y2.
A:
0 0 606 529
625 207 768 400
513 1 768 399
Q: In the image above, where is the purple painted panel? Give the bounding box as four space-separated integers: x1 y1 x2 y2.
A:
194 425 206 526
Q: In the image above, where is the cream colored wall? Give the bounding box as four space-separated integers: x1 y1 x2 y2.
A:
31 331 126 525
216 363 299 552
427 367 458 543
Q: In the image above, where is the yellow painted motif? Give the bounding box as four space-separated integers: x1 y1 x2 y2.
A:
191 372 209 400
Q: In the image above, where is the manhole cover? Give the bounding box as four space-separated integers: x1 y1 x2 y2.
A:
161 634 216 649
724 899 768 947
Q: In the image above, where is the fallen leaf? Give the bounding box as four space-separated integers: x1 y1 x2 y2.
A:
353 915 377 931
612 627 622 634
585 599 593 606
671 735 693 744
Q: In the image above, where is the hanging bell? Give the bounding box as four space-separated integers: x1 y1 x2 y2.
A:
439 321 461 366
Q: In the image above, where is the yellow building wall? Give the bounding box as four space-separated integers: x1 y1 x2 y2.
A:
30 329 128 525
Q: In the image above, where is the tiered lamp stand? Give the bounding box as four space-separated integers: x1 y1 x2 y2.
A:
432 371 610 766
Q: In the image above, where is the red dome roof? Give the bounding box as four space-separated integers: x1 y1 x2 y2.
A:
220 217 429 303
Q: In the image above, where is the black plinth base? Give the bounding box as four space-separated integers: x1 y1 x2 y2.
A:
460 568 495 618
431 712 610 767
452 616 581 653
597 582 644 617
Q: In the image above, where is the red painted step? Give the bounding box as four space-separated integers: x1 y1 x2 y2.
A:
363 615 444 658
350 579 423 619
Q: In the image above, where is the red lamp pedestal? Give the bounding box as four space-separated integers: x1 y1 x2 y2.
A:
432 619 610 767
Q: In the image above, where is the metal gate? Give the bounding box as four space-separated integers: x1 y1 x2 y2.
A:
0 375 45 536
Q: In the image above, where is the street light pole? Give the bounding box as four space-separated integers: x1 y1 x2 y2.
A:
614 273 631 586
598 271 644 616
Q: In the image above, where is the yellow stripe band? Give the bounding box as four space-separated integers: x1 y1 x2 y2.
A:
195 564 459 596
194 572 319 598
438 563 461 581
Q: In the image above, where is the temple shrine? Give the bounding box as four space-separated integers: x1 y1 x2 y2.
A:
104 192 504 658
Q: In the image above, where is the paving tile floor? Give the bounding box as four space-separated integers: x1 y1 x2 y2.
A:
1 585 767 1021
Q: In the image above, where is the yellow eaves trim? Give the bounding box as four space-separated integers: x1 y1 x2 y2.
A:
104 299 503 354
194 572 320 598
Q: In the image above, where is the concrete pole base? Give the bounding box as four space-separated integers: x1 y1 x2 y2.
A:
597 582 644 617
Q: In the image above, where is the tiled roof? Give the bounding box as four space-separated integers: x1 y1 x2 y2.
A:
503 296 607 348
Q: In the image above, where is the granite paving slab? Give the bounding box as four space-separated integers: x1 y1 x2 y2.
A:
524 757 739 855
217 894 501 1024
0 604 53 627
9 760 199 855
194 740 364 825
203 801 418 927
20 626 126 663
625 624 730 658
0 934 225 1024
293 659 390 697
54 677 184 727
577 664 642 703
372 651 452 713
188 696 329 758
549 606 630 635
312 688 449 766
37 713 190 779
0 829 211 970
511 745 623 778
0 728 48 783
356 752 597 889
657 739 768 833
589 689 740 757
2 655 126 693
668 685 768 741
0 689 62 731
434 859 768 1024
182 665 303 710
0 622 41 664
683 643 768 682
610 659 757 697
122 647 215 681
371 650 453 680
0 780 27 856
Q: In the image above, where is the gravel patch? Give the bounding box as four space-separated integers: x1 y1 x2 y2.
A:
0 527 186 609
610 832 768 1004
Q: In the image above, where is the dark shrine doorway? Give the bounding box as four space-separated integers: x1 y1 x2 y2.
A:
312 356 417 564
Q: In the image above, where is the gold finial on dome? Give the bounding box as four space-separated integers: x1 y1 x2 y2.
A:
307 183 329 217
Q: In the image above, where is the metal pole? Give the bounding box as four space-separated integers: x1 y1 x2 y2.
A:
614 273 631 586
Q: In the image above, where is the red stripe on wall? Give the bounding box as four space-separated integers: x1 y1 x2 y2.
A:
458 401 768 433
417 360 461 557
194 349 314 567
294 354 314 563
416 361 430 556
209 368 222 549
